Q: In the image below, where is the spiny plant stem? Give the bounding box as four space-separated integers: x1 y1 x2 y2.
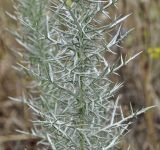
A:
12 0 149 149
78 39 85 150
79 76 85 150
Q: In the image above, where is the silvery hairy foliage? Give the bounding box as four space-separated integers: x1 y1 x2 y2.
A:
10 0 150 149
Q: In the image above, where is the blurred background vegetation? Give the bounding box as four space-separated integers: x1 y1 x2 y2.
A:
0 0 160 149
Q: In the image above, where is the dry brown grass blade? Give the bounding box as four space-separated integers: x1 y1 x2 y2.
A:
0 134 40 143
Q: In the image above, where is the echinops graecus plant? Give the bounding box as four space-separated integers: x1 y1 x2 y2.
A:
11 0 150 149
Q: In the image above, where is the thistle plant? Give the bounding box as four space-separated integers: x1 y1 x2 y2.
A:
11 0 150 149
